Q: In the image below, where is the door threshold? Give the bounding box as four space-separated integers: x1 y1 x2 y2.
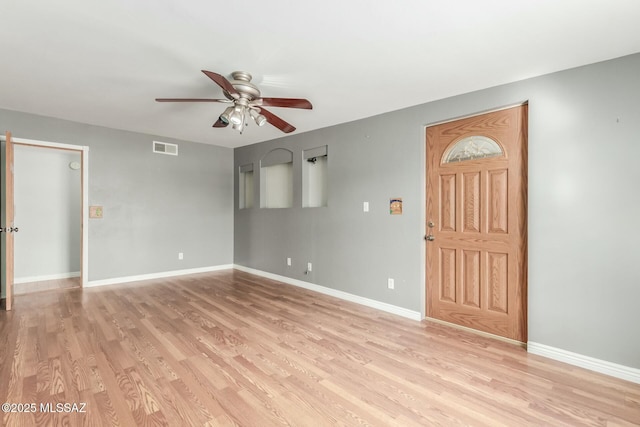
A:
424 316 526 348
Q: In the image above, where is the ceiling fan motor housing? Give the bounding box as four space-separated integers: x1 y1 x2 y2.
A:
226 71 260 100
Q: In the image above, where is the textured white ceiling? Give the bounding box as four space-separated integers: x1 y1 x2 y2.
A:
1 0 639 148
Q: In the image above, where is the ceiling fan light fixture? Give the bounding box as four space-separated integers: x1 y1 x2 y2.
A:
229 105 245 126
250 109 267 126
219 106 234 124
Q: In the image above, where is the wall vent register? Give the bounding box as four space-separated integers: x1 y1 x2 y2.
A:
153 141 178 156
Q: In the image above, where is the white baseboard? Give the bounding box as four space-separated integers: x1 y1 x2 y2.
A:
233 264 422 321
15 271 81 284
528 342 640 384
85 264 234 288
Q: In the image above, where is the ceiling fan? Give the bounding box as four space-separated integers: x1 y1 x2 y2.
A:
156 70 312 134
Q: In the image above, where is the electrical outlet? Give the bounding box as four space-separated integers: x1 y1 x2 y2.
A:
307 262 313 272
178 252 184 260
387 278 395 289
287 257 292 266
363 201 369 212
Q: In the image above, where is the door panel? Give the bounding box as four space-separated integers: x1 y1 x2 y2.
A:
488 169 509 233
487 251 508 313
462 172 480 233
440 248 457 302
440 174 456 231
426 105 527 342
462 249 481 308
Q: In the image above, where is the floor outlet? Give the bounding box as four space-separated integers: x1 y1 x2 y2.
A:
387 278 394 289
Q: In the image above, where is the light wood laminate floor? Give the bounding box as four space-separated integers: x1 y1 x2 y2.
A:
1 270 638 426
14 277 80 295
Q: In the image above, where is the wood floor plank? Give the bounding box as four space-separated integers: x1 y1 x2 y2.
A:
1 269 639 426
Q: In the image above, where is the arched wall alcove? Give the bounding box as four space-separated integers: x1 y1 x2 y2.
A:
260 148 293 208
238 163 254 209
302 145 328 208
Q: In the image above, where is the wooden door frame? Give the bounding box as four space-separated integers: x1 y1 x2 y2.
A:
2 132 15 310
1 135 89 306
421 103 528 341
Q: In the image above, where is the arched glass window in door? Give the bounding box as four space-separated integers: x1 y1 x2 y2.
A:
442 135 504 163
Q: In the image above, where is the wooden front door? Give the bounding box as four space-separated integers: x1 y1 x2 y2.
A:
2 131 15 311
426 105 527 342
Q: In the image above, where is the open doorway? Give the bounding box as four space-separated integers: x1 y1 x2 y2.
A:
13 145 82 294
1 134 88 309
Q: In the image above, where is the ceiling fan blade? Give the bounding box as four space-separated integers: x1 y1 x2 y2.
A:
259 107 296 133
213 118 229 128
156 98 231 103
201 70 239 98
259 98 313 109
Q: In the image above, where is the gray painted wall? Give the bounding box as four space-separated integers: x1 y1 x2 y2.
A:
14 145 81 279
235 53 640 368
0 111 234 283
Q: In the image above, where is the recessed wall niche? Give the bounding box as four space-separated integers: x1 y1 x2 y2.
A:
303 146 328 208
260 148 293 208
238 163 254 209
